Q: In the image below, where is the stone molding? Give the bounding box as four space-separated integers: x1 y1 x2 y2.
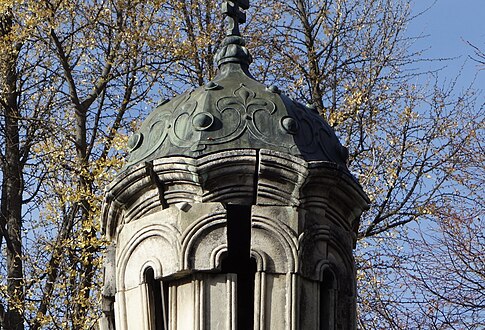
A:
102 149 369 242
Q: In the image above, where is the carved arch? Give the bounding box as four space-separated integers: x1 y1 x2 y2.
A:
298 225 354 282
250 250 270 272
251 214 299 273
180 210 228 270
117 223 181 291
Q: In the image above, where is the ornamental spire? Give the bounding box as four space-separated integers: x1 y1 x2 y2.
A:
215 0 252 68
222 0 249 36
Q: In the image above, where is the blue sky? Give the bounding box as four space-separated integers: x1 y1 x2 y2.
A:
408 0 485 90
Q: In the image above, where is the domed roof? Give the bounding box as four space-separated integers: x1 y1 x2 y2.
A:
125 3 349 169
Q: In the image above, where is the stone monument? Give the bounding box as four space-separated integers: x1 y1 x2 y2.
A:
99 1 369 329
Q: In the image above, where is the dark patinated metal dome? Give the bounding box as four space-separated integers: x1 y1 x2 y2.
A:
125 4 349 169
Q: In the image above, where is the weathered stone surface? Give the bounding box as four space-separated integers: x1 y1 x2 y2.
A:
102 150 368 240
101 150 257 239
115 202 228 290
251 205 298 274
253 273 293 329
257 150 308 206
116 208 181 290
100 146 369 329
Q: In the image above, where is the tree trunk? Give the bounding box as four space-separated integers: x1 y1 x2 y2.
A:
0 9 25 330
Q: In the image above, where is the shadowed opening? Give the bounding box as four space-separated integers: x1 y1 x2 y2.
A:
320 269 337 330
221 204 256 330
144 267 169 330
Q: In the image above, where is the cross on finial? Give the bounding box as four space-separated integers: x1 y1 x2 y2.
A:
222 0 250 36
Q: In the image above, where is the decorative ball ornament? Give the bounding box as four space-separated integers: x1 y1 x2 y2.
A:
192 112 215 131
127 133 143 151
281 116 299 135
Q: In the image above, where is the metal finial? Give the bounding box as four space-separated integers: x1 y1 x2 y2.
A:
222 0 249 36
216 0 252 68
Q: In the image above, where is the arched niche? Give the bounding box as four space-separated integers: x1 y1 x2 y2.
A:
180 210 228 271
317 265 338 330
250 209 299 330
251 214 298 274
143 267 169 330
117 223 180 291
299 225 354 282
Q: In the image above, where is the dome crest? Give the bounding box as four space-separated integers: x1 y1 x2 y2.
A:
125 0 349 169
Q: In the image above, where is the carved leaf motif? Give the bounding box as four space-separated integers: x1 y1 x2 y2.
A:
171 100 198 147
126 113 170 165
218 84 275 115
214 85 250 144
238 88 252 104
217 90 246 114
216 84 278 145
237 84 276 115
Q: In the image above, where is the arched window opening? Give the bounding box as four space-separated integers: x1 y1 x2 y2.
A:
320 268 337 330
144 267 168 330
